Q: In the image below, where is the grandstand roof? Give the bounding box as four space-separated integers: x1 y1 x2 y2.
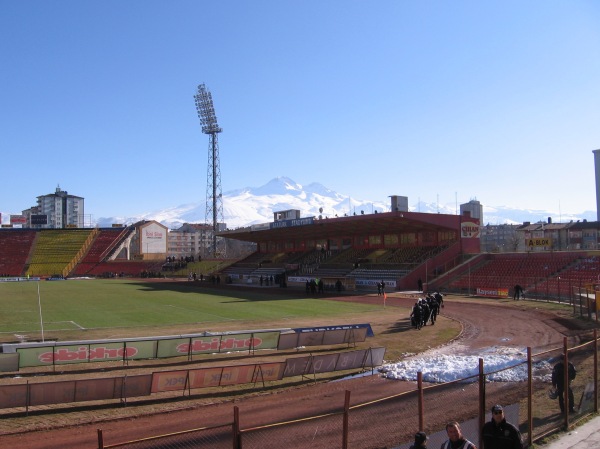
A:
219 211 461 244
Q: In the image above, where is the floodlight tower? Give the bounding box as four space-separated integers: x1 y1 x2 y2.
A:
194 84 225 258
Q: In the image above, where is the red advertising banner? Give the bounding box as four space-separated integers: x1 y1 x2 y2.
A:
150 363 286 393
183 332 280 355
278 327 368 350
18 343 140 367
156 331 280 358
12 330 282 370
204 363 283 386
213 365 254 386
191 367 225 388
10 215 27 224
151 370 189 392
188 363 284 388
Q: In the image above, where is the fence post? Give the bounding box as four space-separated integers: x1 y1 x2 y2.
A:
26 380 30 416
233 406 240 449
527 347 533 448
418 371 424 431
478 358 485 449
563 337 569 430
97 429 104 449
342 390 350 449
568 278 572 305
594 329 598 414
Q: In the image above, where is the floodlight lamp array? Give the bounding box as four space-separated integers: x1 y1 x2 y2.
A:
194 84 222 134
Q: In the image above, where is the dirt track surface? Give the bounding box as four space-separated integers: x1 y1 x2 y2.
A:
0 294 581 448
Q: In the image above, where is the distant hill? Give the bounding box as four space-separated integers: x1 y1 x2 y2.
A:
95 176 597 229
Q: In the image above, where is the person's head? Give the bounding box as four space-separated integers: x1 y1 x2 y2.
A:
445 422 463 442
491 404 504 423
414 431 428 447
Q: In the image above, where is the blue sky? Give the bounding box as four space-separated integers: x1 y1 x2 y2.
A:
2 1 600 223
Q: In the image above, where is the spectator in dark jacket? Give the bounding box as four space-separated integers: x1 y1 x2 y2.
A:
482 404 523 449
409 431 428 448
552 355 576 413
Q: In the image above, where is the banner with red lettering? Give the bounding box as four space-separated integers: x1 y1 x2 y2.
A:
14 333 278 368
157 331 280 357
17 341 156 367
476 287 509 298
150 363 286 393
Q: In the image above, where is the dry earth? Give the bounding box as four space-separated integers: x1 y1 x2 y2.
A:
0 292 590 449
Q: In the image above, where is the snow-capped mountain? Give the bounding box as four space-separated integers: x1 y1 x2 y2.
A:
95 176 597 230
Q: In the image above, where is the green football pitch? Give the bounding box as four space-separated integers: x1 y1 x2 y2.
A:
0 279 380 339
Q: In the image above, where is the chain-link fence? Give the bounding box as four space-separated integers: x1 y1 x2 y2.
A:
436 272 599 318
98 424 234 449
98 332 600 449
241 412 345 449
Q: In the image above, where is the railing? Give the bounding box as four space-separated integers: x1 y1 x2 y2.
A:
63 228 98 277
96 332 600 449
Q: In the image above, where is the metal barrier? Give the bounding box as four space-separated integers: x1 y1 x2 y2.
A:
97 331 600 449
98 424 234 449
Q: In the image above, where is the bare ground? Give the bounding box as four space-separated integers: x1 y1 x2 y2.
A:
0 292 590 449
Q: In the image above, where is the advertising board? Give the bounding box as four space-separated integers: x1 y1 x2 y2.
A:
10 215 27 224
31 214 48 225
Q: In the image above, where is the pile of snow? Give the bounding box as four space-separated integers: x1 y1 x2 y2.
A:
380 346 553 383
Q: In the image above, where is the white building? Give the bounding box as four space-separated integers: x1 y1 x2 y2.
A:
129 220 168 260
24 185 85 229
168 223 214 260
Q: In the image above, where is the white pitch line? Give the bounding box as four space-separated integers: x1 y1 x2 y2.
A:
68 320 86 330
166 304 235 321
48 321 86 330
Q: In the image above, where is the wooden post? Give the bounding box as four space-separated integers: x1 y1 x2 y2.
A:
233 406 240 449
479 358 485 449
97 429 104 449
527 347 533 448
563 337 569 429
595 329 598 413
418 372 424 431
342 390 350 449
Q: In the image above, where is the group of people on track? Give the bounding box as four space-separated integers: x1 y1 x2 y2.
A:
410 292 444 329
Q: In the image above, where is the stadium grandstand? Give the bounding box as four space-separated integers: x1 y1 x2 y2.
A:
0 222 165 279
219 208 478 291
2 209 600 303
218 208 600 301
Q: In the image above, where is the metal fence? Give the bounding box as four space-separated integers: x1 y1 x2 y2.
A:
98 424 235 449
436 273 598 308
98 331 600 449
